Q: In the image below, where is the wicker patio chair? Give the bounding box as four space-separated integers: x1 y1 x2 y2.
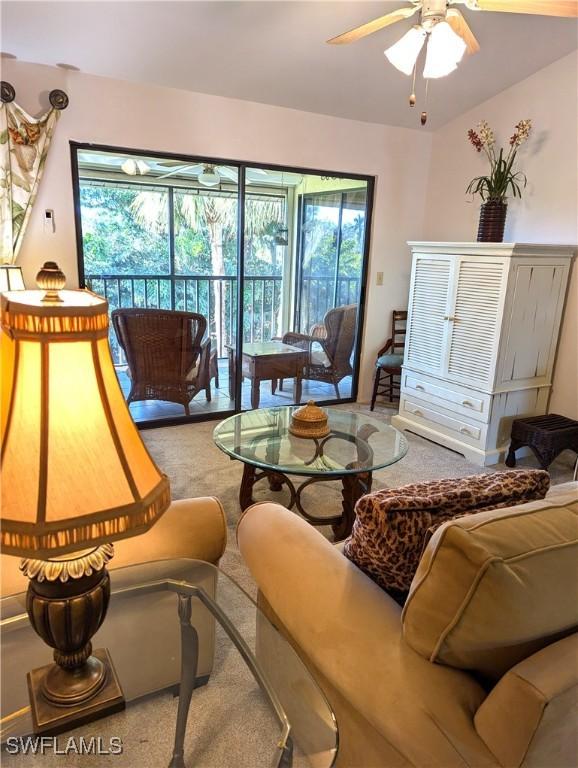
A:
112 308 212 415
279 303 358 399
370 310 407 410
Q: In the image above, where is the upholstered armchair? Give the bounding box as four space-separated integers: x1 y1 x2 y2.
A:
238 481 578 768
112 308 213 414
280 303 358 398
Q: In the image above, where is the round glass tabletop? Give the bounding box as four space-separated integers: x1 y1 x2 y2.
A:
213 406 408 477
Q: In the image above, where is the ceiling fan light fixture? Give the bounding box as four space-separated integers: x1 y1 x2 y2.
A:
136 160 150 175
121 158 150 176
384 25 426 76
423 20 467 79
198 166 221 187
121 159 137 175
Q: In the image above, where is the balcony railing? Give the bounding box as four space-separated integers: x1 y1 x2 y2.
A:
86 274 283 363
299 275 360 333
86 272 360 366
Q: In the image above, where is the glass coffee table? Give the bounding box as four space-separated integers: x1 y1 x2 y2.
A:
213 406 409 539
1 559 337 768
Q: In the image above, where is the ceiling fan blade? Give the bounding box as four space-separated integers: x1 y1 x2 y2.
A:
446 8 480 54
217 166 238 182
327 4 419 45
156 165 198 180
476 0 578 16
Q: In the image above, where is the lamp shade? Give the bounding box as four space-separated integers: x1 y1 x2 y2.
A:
0 265 25 292
1 289 171 558
423 21 466 79
384 26 426 76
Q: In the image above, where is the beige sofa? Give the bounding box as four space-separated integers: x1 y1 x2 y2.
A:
238 482 578 768
1 496 227 595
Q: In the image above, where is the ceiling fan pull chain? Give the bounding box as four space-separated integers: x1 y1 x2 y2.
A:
421 78 429 125
409 62 417 107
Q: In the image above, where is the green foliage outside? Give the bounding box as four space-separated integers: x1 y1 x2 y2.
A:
80 181 366 355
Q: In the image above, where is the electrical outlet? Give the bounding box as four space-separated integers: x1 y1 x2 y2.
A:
376 271 384 286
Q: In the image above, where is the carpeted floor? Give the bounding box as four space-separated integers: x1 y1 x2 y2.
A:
142 402 575 596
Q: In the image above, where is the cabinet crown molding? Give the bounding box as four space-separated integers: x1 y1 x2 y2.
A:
407 242 576 259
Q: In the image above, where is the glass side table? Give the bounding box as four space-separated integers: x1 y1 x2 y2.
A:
214 406 409 539
1 558 337 768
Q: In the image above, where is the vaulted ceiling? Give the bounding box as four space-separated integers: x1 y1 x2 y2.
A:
2 1 577 129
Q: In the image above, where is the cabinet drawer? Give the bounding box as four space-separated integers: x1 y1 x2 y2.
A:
403 371 491 423
400 397 486 448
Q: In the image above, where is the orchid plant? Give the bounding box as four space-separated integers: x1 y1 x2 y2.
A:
466 119 532 203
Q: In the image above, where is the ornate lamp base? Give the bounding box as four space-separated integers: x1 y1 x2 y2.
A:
28 648 125 735
21 544 125 735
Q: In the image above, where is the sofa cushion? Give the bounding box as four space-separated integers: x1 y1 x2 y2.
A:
343 471 550 600
402 488 578 681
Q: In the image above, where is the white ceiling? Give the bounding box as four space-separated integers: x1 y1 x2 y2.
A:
2 1 577 130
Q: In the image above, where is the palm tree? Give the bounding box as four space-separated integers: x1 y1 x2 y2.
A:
132 188 284 354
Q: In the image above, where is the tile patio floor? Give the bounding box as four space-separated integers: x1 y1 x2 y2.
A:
118 358 352 423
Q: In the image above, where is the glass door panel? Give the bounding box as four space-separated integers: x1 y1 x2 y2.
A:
75 148 238 423
240 167 293 411
74 147 373 423
295 180 369 404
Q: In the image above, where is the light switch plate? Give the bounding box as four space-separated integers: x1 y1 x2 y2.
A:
376 271 384 286
44 209 55 234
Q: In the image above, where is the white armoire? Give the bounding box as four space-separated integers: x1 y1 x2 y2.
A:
391 242 575 466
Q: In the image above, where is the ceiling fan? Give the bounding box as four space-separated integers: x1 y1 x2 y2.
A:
327 0 577 123
156 161 268 187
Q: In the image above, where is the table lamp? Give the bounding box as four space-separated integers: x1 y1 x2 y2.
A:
0 263 171 734
0 264 25 292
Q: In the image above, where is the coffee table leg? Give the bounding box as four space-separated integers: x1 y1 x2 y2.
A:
240 463 257 510
169 595 199 768
333 472 372 541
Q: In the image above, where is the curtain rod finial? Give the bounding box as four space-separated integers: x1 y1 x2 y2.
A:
49 89 69 110
1 81 15 103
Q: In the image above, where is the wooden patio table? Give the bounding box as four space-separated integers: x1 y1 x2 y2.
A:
226 341 308 409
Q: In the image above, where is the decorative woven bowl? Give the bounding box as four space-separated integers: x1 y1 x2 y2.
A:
289 400 330 439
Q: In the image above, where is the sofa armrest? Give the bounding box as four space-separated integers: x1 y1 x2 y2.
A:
1 497 227 597
474 634 578 768
237 502 493 768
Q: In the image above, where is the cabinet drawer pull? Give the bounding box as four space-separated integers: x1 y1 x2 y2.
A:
412 409 424 417
415 384 425 391
443 315 456 321
462 400 474 408
460 427 473 436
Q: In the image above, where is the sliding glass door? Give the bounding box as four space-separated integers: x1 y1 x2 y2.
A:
72 145 373 426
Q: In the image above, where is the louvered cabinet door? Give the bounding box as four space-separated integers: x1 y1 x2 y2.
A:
405 255 452 375
444 258 507 388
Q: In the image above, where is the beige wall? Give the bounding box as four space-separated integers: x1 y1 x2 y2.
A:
3 59 432 403
423 51 578 418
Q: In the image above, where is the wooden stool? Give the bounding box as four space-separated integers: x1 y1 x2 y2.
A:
506 414 578 470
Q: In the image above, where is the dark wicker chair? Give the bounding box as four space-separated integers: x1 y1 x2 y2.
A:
279 304 358 399
112 308 212 415
370 310 407 410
